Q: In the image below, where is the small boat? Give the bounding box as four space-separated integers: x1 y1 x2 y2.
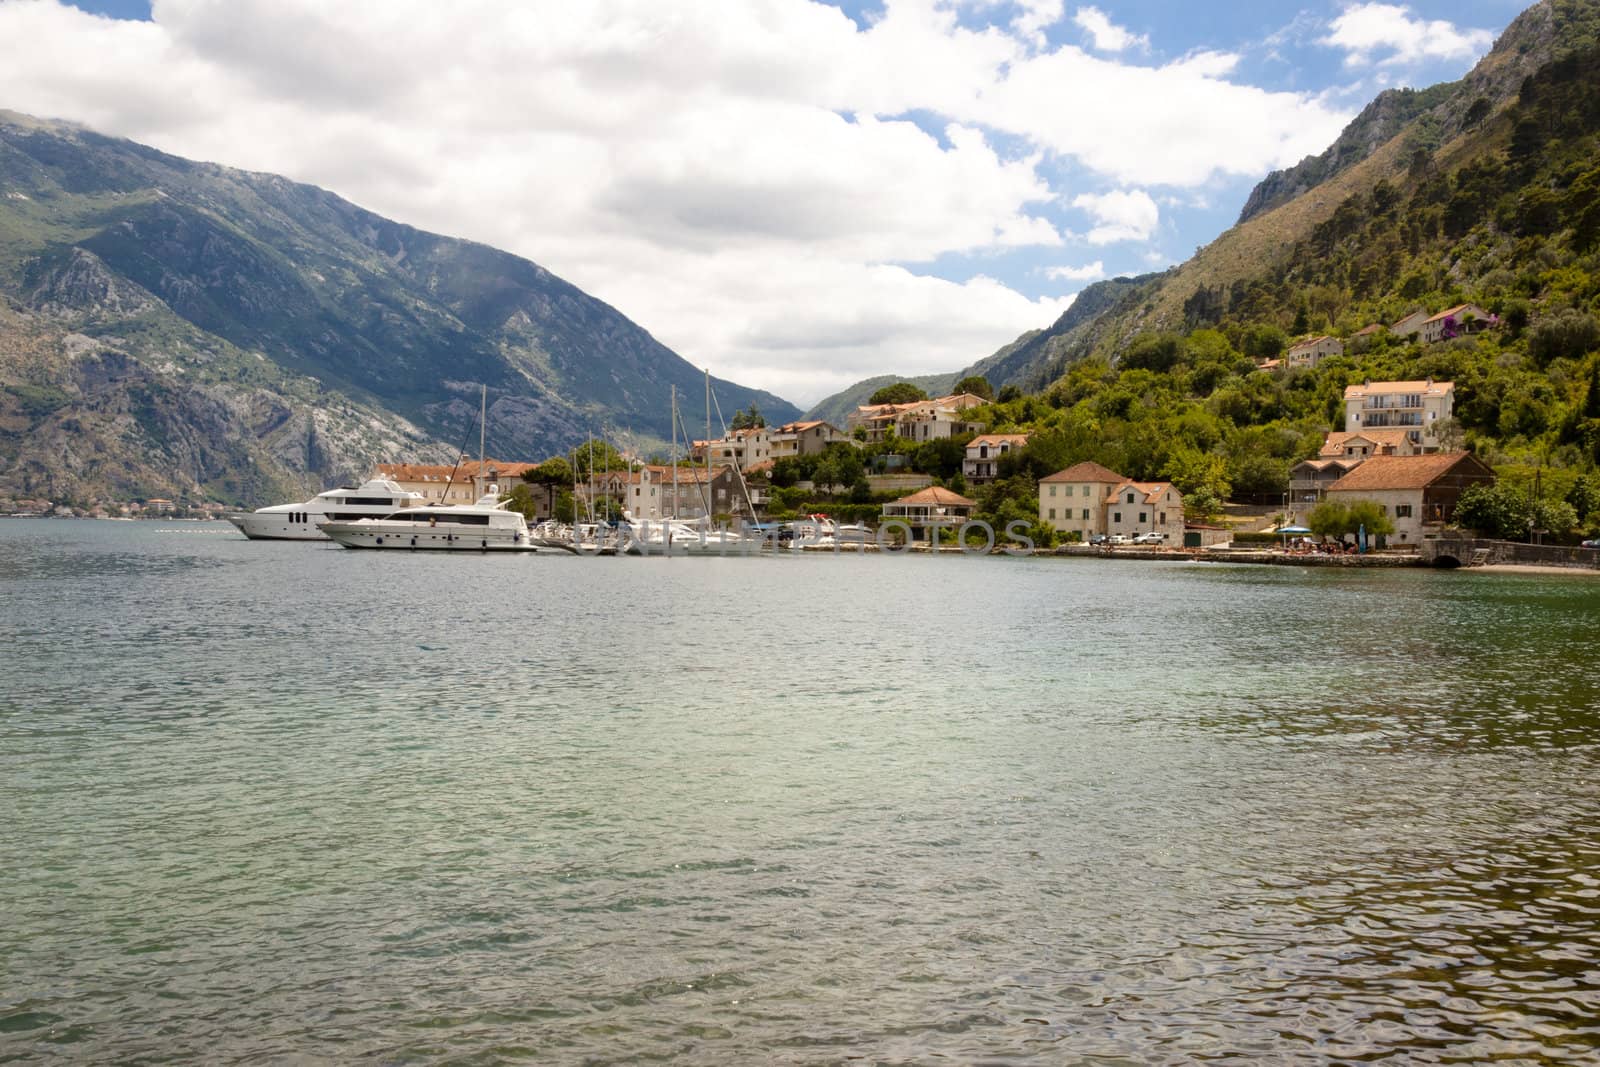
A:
224 477 424 541
621 515 746 556
318 493 537 551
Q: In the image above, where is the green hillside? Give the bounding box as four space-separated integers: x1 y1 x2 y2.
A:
925 3 1600 539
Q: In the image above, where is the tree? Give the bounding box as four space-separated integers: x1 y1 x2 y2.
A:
1455 483 1531 539
499 483 541 521
996 385 1024 403
1345 500 1395 539
1528 310 1600 367
730 404 765 430
1464 96 1492 128
868 382 929 406
1567 473 1600 523
953 375 995 401
1308 500 1351 540
1307 499 1392 541
568 439 629 478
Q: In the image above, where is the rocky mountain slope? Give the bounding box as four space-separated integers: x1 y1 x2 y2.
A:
0 112 798 504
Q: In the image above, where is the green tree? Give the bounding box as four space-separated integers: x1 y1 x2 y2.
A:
499 483 541 521
1531 497 1578 537
1567 473 1600 522
568 439 629 478
953 375 995 401
1528 310 1600 367
868 382 929 405
1308 500 1351 540
1345 499 1395 539
1455 483 1532 539
730 404 765 430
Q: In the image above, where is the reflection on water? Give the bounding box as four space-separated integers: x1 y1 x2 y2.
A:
1 519 1598 1063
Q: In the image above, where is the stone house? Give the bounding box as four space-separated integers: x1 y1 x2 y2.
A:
1038 461 1183 543
1285 335 1344 368
1324 452 1496 544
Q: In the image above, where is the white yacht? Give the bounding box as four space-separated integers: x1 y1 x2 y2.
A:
224 477 425 541
318 493 536 552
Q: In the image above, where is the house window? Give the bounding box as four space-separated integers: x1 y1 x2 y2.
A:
1048 508 1056 519
1081 509 1089 520
1049 485 1057 497
1126 492 1135 503
1064 485 1073 496
1139 512 1146 523
1159 511 1166 524
1395 504 1413 517
1114 511 1122 523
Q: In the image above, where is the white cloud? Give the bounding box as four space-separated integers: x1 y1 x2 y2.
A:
1012 0 1064 46
0 0 1361 405
1045 261 1105 282
1323 3 1494 67
1071 189 1158 245
1072 6 1148 52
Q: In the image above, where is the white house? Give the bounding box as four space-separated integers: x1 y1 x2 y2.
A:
963 433 1029 483
1420 303 1494 344
1344 379 1455 450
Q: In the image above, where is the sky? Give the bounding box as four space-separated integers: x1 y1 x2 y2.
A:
0 0 1531 405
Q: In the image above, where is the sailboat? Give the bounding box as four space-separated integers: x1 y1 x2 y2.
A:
622 376 748 556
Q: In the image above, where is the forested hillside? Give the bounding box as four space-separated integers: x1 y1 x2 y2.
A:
942 15 1600 539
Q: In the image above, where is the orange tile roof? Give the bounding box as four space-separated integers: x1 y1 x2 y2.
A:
1423 303 1489 324
1040 461 1127 484
968 433 1030 448
1343 379 1453 399
1325 452 1492 492
1319 429 1414 456
376 460 538 482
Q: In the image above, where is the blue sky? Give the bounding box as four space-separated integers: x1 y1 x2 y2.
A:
20 1 1532 400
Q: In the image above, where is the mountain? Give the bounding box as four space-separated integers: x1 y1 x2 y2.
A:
1042 0 1600 364
0 111 798 505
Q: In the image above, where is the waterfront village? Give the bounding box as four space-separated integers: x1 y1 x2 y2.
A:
0 311 1518 551
11 305 1587 564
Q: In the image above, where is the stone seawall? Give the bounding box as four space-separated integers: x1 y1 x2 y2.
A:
1420 538 1600 570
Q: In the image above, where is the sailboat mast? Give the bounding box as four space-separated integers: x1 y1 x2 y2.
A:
670 385 679 521
710 369 716 524
479 385 486 495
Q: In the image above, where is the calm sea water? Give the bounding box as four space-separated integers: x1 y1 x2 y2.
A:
2 518 1598 1064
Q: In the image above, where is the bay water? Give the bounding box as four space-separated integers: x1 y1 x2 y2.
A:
2 519 1598 1063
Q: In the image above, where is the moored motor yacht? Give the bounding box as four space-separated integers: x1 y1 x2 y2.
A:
224 477 425 541
318 493 537 551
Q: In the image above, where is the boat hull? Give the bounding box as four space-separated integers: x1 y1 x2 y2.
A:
225 513 328 541
320 523 537 552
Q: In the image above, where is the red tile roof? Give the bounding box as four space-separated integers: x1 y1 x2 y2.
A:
1325 452 1493 492
1040 461 1127 484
